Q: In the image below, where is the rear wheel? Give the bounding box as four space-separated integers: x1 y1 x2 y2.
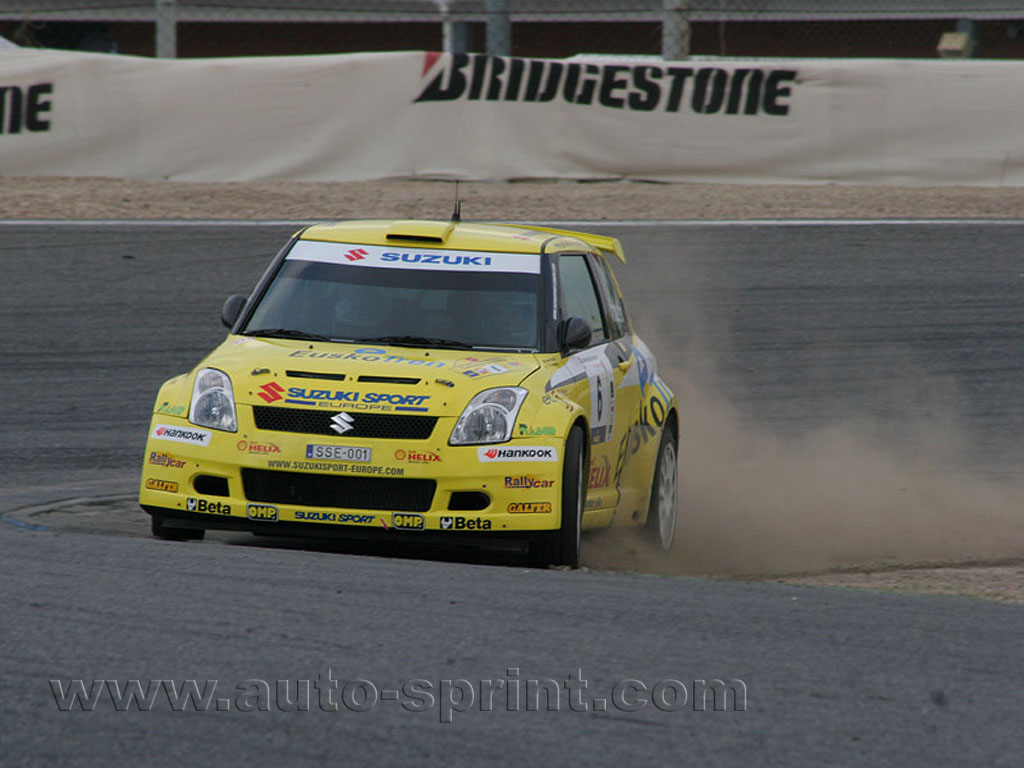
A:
530 426 585 568
644 427 678 551
151 513 205 541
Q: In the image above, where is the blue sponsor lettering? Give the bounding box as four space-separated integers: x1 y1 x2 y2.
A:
296 510 335 522
378 252 492 267
362 392 429 406
283 388 430 406
337 514 375 524
288 348 445 369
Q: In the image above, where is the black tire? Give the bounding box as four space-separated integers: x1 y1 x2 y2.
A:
644 426 678 551
530 426 586 568
151 514 205 541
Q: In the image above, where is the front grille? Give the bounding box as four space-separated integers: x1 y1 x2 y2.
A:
242 468 435 512
252 405 437 439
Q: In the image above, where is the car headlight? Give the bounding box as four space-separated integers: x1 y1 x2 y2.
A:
189 368 237 432
449 387 528 445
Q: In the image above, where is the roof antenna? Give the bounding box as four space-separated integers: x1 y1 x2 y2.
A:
451 180 462 223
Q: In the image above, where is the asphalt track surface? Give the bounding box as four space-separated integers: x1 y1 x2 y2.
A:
2 222 1024 766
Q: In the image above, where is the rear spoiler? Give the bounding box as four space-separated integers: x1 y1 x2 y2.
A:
489 224 626 265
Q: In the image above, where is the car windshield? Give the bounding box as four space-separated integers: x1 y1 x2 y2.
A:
243 240 542 351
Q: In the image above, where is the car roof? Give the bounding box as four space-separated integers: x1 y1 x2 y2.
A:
300 220 626 264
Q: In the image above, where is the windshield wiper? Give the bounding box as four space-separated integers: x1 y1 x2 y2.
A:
244 328 334 342
358 335 475 349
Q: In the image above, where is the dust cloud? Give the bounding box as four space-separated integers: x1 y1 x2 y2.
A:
584 339 1024 578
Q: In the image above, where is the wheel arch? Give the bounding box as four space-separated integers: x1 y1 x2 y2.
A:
663 407 680 447
570 415 590 470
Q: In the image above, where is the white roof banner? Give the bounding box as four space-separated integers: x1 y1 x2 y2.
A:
288 240 542 274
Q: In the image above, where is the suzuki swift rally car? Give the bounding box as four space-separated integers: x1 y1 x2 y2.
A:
139 219 678 568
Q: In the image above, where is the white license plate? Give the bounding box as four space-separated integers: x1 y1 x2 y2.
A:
305 444 372 462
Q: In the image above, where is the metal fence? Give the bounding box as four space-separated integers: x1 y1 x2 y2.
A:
2 1 1024 59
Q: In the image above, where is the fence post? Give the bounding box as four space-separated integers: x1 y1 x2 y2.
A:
155 0 177 58
485 0 510 56
662 0 690 60
439 0 472 54
956 18 978 57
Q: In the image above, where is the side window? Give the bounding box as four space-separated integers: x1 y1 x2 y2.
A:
590 253 629 339
557 254 607 342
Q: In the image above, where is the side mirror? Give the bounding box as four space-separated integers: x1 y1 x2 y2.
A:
560 316 592 351
221 294 247 329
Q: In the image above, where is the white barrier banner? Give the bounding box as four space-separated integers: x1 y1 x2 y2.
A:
1 48 1022 186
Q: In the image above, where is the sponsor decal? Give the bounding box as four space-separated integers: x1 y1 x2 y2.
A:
306 444 372 462
451 355 524 373
504 475 556 490
236 439 281 454
148 451 185 469
295 510 375 524
246 503 279 522
297 510 333 522
518 424 556 436
541 391 576 413
583 349 617 444
381 252 492 267
589 455 612 490
289 348 444 369
257 382 285 403
267 458 402 475
632 339 656 395
152 424 211 447
612 388 670 491
287 240 541 275
186 498 230 515
440 516 493 530
0 83 52 135
144 478 178 493
394 448 441 463
392 512 425 531
478 446 558 462
417 54 797 117
337 513 375 524
462 364 509 378
282 388 430 412
156 402 186 416
508 502 552 514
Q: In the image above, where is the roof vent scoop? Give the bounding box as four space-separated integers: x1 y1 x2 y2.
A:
385 220 451 243
384 184 462 243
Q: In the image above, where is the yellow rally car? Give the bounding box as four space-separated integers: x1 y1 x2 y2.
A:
139 218 678 568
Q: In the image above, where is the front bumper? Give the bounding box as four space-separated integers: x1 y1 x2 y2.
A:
139 413 564 536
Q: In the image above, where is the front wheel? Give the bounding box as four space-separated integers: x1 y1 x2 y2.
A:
530 426 585 568
644 428 678 551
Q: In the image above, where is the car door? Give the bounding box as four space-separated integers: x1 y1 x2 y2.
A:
553 251 641 520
